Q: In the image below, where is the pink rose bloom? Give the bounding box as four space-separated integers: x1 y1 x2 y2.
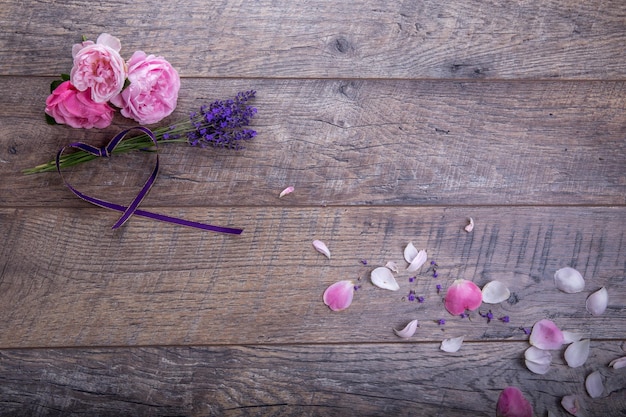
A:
110 51 180 125
45 81 114 129
70 33 127 103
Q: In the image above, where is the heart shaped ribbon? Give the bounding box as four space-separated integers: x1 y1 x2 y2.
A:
56 126 243 234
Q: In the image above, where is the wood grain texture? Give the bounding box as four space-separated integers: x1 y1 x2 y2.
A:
1 0 625 79
2 78 626 207
1 206 624 348
0 342 624 416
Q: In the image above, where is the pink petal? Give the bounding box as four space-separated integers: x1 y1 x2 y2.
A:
312 240 331 259
561 395 580 416
529 319 564 350
393 319 419 338
323 280 354 311
464 217 474 232
279 185 295 198
444 279 483 315
496 387 533 417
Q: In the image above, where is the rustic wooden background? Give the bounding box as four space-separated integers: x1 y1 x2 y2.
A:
1 0 625 415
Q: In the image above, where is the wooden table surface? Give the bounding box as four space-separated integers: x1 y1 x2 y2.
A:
1 1 625 415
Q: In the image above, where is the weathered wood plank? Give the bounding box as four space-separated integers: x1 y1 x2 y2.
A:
0 342 624 416
1 206 624 348
1 0 625 79
2 78 625 207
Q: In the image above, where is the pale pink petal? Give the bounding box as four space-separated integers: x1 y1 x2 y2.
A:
393 319 419 338
563 331 584 344
279 186 295 198
464 217 474 233
529 319 564 350
524 346 552 374
440 336 464 353
323 280 354 311
96 33 122 51
407 249 427 272
444 279 483 315
586 287 608 315
585 370 604 398
312 240 331 259
496 386 533 417
403 242 418 263
609 356 626 369
561 395 581 416
481 280 511 304
554 267 585 293
385 261 400 273
564 339 590 368
370 267 400 291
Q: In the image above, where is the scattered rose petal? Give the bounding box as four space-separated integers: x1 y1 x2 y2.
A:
279 185 294 198
496 386 533 417
481 280 511 304
440 336 464 353
586 287 608 316
371 267 400 291
561 395 580 416
323 280 354 311
609 356 626 369
464 217 474 233
564 339 590 368
554 267 585 293
393 319 419 338
524 346 552 374
563 331 584 344
403 242 418 263
585 370 604 398
444 279 483 315
312 240 331 259
407 249 428 272
385 261 400 273
529 319 564 350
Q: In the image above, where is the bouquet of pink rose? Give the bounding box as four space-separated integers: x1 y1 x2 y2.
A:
45 33 180 128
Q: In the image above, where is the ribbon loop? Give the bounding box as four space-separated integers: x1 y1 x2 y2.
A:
56 127 243 234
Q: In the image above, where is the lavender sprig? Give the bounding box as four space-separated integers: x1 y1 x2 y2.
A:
24 90 257 174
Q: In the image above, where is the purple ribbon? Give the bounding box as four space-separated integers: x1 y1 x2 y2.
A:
56 126 243 234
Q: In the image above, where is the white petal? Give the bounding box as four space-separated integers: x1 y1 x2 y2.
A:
407 249 427 272
464 217 474 232
561 395 581 416
371 267 400 291
279 185 294 198
563 331 584 344
481 280 511 304
393 319 419 338
586 287 608 315
564 339 590 368
440 336 464 353
312 240 331 259
524 346 552 374
554 267 585 293
609 356 626 369
403 242 418 263
585 370 604 398
385 261 400 273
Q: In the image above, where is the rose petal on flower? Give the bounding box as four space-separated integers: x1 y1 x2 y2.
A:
496 386 533 417
323 280 354 311
563 331 584 344
407 249 427 272
312 240 331 259
585 370 604 398
385 261 400 273
529 319 564 350
554 267 585 293
586 287 608 316
564 339 590 368
279 186 295 198
393 319 419 338
371 267 400 291
440 336 464 353
444 279 483 315
403 242 418 263
561 395 581 416
464 217 474 233
609 356 626 369
524 346 552 374
481 280 511 304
